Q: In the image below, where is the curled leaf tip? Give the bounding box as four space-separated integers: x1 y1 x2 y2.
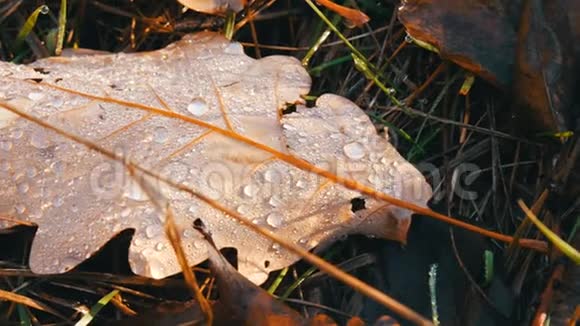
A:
315 0 370 27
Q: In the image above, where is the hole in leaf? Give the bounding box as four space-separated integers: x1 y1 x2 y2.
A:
350 197 366 213
193 218 204 228
281 104 296 115
32 67 50 74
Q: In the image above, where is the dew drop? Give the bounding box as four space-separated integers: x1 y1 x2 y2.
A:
26 167 38 178
39 5 49 14
30 132 51 149
188 205 198 214
53 196 64 207
242 183 259 197
145 225 162 239
28 92 45 101
295 179 306 189
120 207 132 217
10 128 23 139
367 174 381 186
155 242 165 251
207 189 221 200
133 238 144 246
15 203 26 214
237 204 250 215
17 182 30 194
343 142 365 160
193 240 204 249
263 169 278 182
266 212 283 228
0 141 12 151
268 195 282 207
124 180 148 201
49 161 63 175
187 98 209 116
146 256 165 279
183 229 193 239
153 126 169 144
223 42 243 54
0 160 10 171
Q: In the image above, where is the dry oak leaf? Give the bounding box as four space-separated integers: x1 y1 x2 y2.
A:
0 32 431 284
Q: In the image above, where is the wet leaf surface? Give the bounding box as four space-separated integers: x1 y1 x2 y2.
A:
0 32 431 284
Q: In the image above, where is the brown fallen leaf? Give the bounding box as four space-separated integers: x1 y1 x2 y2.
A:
398 0 517 87
398 0 580 132
0 32 431 285
195 218 307 325
512 0 578 132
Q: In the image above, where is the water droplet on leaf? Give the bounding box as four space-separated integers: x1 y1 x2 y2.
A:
343 142 365 160
187 98 209 116
263 168 278 182
266 212 283 228
242 183 259 197
145 225 162 239
153 126 169 144
30 132 51 149
268 195 282 207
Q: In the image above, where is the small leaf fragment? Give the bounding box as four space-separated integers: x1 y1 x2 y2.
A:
315 0 370 27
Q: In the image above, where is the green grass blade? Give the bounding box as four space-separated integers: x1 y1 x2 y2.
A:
75 289 119 326
518 200 580 264
309 55 352 75
481 250 494 287
428 264 440 326
406 33 439 53
303 0 366 64
303 0 403 97
14 5 49 50
280 265 318 299
352 53 404 107
267 267 289 294
224 10 236 40
302 28 331 67
17 304 32 326
55 0 67 55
